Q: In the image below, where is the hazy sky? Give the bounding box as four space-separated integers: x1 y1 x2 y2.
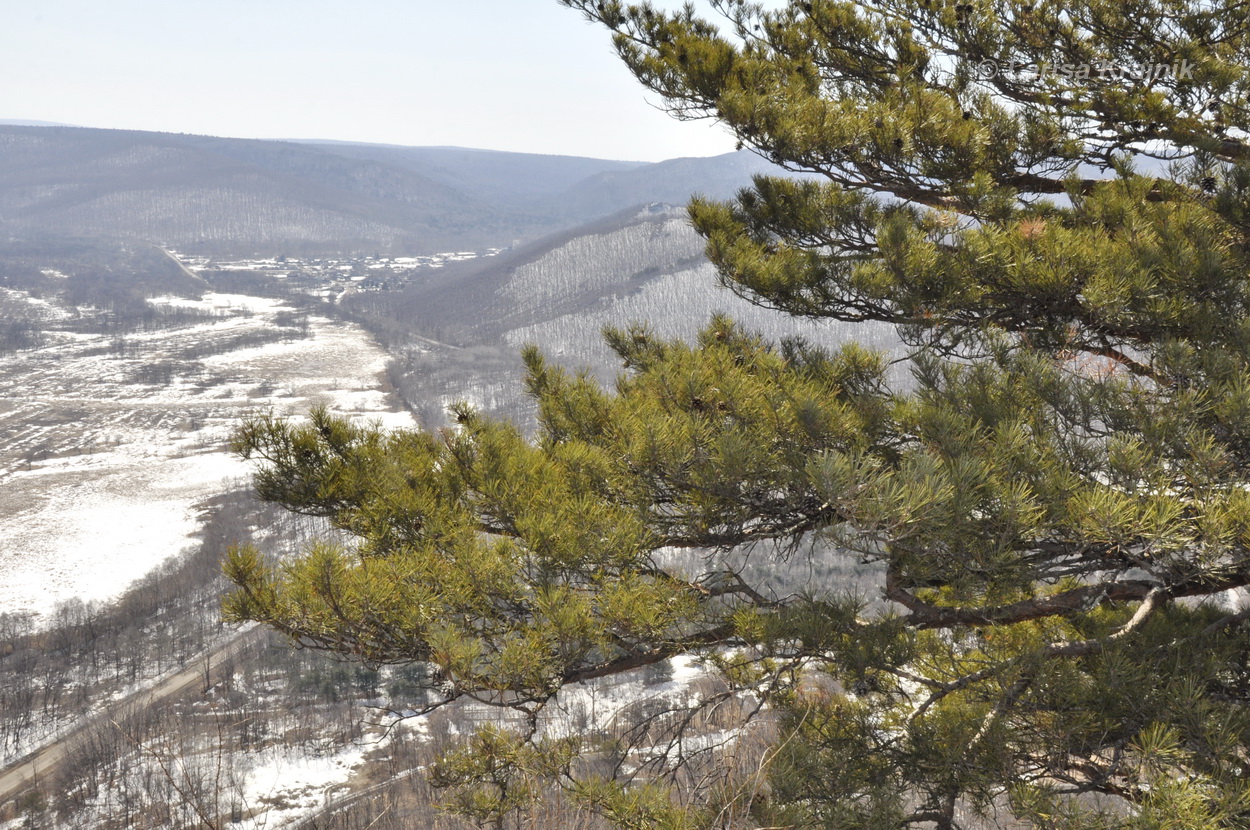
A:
1 0 740 162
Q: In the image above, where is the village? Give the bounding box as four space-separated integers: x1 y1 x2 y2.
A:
174 248 507 302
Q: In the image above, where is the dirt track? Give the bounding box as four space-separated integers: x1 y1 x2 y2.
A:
0 625 260 804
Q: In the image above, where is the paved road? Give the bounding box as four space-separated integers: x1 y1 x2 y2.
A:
0 625 261 804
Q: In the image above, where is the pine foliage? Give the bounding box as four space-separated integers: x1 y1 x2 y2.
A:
227 1 1250 827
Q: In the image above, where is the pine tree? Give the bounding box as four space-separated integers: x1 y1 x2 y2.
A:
225 1 1250 827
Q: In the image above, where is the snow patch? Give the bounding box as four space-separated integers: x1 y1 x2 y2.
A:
237 743 371 828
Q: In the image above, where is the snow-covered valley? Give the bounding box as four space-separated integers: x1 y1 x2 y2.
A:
0 288 414 621
0 209 886 828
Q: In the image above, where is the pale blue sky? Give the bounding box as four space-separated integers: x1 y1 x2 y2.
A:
1 1 738 162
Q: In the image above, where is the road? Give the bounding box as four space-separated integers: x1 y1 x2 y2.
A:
0 625 261 804
158 246 209 285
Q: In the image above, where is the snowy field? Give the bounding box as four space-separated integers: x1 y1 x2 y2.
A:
0 289 414 621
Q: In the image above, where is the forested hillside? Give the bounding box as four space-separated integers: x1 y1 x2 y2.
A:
347 204 897 429
0 126 781 257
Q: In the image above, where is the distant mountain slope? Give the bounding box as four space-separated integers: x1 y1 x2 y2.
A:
0 126 783 257
298 142 646 209
372 204 705 342
460 204 895 365
0 127 514 256
373 200 896 347
360 204 899 426
557 152 786 217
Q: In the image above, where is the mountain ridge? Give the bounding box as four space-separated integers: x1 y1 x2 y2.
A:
0 125 780 257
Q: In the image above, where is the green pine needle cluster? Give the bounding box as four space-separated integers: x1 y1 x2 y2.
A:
225 1 1250 827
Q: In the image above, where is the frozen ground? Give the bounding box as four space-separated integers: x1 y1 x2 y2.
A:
0 290 414 621
237 741 375 829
